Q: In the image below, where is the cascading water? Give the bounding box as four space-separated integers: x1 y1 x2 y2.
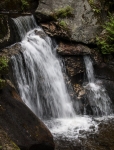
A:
84 56 113 116
11 15 113 140
11 15 75 119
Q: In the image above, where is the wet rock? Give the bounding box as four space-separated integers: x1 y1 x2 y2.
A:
57 42 91 55
54 119 114 150
41 22 70 39
35 0 103 44
0 84 55 150
64 56 84 83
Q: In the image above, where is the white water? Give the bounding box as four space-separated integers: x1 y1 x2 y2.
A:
11 16 75 118
84 56 113 116
11 16 113 140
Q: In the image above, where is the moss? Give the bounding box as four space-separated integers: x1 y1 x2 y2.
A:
0 56 9 73
96 14 114 54
0 56 9 89
59 20 67 28
51 5 74 20
55 6 73 18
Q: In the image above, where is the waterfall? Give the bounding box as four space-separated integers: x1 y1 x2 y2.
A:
84 56 113 116
10 15 114 140
11 15 75 119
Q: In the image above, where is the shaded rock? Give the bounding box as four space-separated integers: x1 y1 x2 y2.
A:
0 126 20 150
57 42 91 55
0 84 55 150
0 15 14 49
64 56 84 79
35 0 103 44
0 0 38 13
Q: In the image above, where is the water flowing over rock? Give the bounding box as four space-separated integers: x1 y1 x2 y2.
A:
84 56 113 116
11 15 75 119
8 15 114 150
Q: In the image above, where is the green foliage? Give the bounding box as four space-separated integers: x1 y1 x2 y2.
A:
51 6 74 20
0 56 8 89
0 56 8 72
55 6 73 18
59 20 67 28
21 0 29 11
96 15 114 54
88 0 101 14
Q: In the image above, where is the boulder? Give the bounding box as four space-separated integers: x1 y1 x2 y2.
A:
35 0 103 44
57 42 91 55
0 126 20 150
0 83 55 150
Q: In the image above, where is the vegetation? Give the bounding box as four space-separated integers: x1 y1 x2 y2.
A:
88 0 114 14
0 56 9 89
0 56 8 72
21 0 29 11
55 6 73 18
96 15 114 54
51 5 74 20
59 20 67 28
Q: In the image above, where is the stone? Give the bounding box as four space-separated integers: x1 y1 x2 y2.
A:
0 14 14 49
35 0 103 44
0 126 20 150
0 83 55 150
41 22 70 39
57 42 91 55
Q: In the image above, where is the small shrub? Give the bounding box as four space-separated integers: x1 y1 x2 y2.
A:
59 20 67 28
21 0 29 11
0 56 8 72
51 6 74 20
56 6 73 18
96 15 114 54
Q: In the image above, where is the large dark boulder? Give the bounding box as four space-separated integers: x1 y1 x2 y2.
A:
0 83 55 150
0 126 20 150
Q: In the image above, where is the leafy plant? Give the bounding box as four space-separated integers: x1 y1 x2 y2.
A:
96 15 114 54
51 5 74 20
0 56 8 72
0 56 8 89
56 6 73 18
59 20 67 28
21 0 29 11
